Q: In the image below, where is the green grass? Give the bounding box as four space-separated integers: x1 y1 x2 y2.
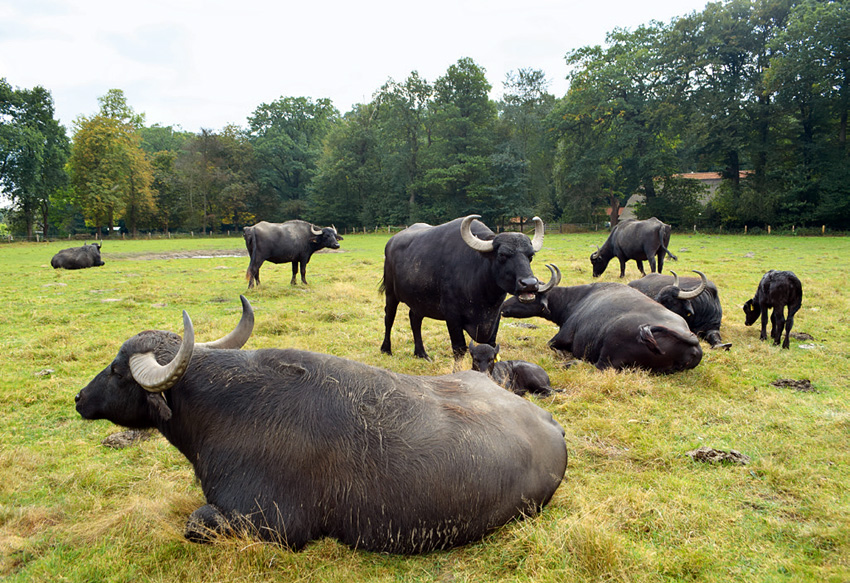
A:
1 231 848 582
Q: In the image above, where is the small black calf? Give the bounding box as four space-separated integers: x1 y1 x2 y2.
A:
743 270 803 349
468 342 553 397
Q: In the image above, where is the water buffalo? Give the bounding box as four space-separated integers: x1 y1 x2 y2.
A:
628 271 732 350
591 217 677 277
502 265 702 373
244 220 342 288
75 297 567 553
380 215 557 360
743 270 803 349
50 242 104 270
468 341 553 397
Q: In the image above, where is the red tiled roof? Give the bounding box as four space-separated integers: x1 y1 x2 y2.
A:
675 171 753 180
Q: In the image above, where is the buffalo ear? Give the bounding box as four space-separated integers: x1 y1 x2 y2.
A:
147 392 172 421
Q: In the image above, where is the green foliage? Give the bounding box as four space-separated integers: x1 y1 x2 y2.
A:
67 90 155 236
248 96 339 221
1 233 848 582
4 0 850 236
0 79 70 239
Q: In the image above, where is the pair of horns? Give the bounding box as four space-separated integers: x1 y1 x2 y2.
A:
311 224 338 235
460 215 544 253
670 270 707 299
128 295 254 393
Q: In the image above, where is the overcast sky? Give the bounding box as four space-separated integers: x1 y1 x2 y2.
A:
2 0 709 134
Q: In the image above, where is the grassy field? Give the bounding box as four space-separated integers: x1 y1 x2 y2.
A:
1 230 848 582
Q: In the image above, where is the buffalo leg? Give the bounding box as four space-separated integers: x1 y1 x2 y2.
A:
246 258 263 288
185 504 232 543
447 322 468 360
619 259 629 277
298 260 309 285
656 251 664 273
409 310 430 360
647 254 657 274
381 293 399 355
772 307 787 347
634 259 646 277
759 307 770 341
290 262 299 285
783 303 800 349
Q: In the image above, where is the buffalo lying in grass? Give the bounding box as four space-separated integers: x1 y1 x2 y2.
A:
76 296 567 553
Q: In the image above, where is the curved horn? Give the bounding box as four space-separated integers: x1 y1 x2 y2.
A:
331 224 337 234
197 295 254 349
129 311 195 393
591 244 600 259
460 215 494 253
310 224 323 235
670 270 680 289
530 216 545 252
676 270 707 300
537 264 562 293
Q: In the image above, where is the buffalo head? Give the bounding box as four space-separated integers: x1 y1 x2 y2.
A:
460 215 556 302
310 224 343 250
500 264 560 318
652 270 707 319
75 296 254 427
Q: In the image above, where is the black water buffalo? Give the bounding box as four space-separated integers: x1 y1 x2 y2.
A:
743 270 803 349
468 341 552 397
502 266 702 373
591 217 677 277
628 271 732 350
380 215 557 360
75 297 567 554
244 220 342 288
50 242 104 270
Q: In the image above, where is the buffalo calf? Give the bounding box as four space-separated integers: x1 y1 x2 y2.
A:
468 341 553 397
743 270 803 349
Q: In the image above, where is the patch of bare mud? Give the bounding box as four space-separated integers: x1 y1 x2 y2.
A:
107 248 346 261
771 378 817 393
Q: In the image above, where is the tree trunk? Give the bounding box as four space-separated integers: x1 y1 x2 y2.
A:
41 199 50 241
609 195 620 228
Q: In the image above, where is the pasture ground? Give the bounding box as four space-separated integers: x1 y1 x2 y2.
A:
0 231 848 582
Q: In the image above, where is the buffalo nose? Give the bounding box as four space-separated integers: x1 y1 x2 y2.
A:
74 392 81 403
519 277 539 291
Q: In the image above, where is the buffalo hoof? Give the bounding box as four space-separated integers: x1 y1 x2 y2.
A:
185 504 231 543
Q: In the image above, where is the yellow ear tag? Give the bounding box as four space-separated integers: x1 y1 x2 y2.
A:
749 305 755 312
495 354 501 362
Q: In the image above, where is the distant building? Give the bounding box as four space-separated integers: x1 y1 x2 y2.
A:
621 171 753 220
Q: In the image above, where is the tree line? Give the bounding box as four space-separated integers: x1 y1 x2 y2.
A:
1 0 847 240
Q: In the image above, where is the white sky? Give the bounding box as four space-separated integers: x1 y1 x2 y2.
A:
1 0 709 134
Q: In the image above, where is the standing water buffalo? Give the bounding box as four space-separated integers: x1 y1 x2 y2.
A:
591 217 677 277
244 220 342 288
502 265 702 373
628 271 732 350
468 341 553 397
50 242 104 270
743 270 803 349
75 297 567 553
380 215 558 360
